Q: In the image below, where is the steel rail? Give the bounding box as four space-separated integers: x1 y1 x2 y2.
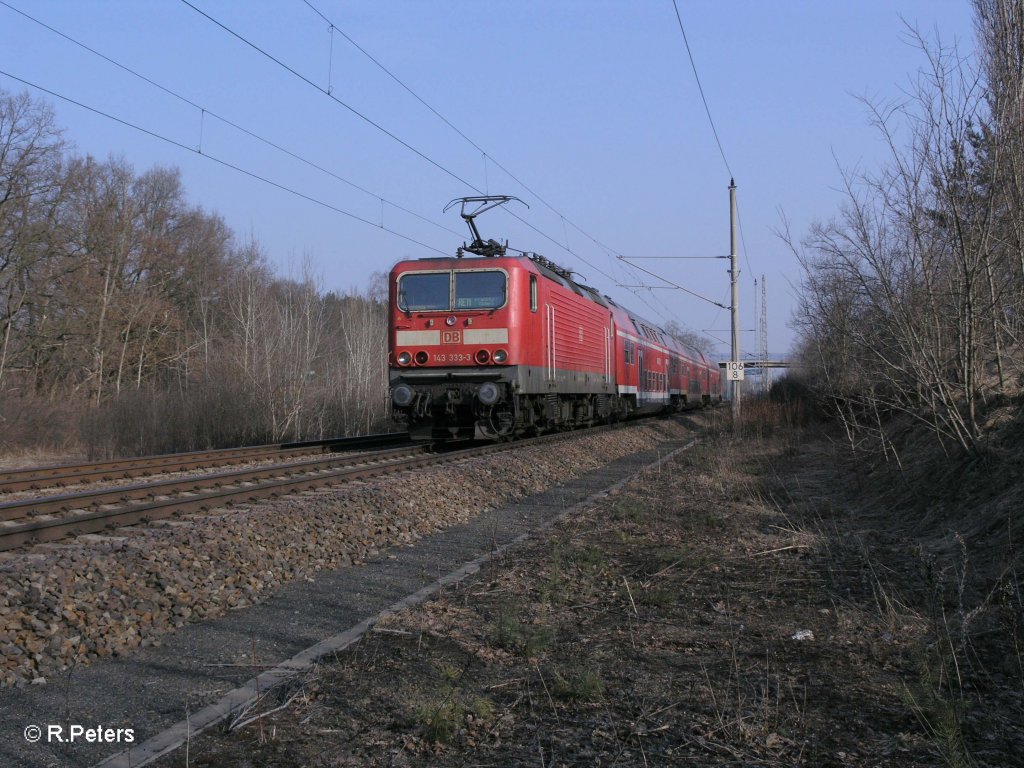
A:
0 432 410 492
0 445 428 522
0 427 612 552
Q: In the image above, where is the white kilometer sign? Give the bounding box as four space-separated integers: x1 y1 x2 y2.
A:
726 361 745 381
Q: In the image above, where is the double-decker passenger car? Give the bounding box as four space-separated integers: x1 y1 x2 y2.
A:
388 222 721 439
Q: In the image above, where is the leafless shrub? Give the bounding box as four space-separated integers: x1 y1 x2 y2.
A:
0 394 81 454
789 4 1024 462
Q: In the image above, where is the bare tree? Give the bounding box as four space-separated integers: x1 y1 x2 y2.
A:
322 284 388 435
0 87 394 455
0 90 66 392
791 11 1024 459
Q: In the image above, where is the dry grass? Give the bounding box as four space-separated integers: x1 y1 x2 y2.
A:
157 415 1024 767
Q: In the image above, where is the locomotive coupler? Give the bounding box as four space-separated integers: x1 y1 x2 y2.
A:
444 388 464 416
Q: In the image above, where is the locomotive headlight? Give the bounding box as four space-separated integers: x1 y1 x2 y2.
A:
392 384 415 407
397 351 412 366
475 349 490 364
477 381 502 405
493 349 508 363
414 351 429 365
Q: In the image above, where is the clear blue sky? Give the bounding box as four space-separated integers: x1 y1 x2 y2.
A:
0 1 978 356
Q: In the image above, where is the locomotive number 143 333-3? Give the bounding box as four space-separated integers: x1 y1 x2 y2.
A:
432 352 473 363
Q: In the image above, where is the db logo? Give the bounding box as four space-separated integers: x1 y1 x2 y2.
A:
441 331 462 344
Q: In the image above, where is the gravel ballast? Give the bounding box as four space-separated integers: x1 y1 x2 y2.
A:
0 421 695 689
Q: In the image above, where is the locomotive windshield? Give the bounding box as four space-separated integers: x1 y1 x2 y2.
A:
397 269 506 311
454 271 505 309
398 272 450 311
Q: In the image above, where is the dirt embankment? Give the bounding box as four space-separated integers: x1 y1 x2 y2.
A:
163 420 1024 768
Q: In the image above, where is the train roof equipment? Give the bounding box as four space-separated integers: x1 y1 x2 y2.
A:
443 195 526 258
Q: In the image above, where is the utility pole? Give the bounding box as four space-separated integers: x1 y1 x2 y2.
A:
729 179 741 420
759 274 769 393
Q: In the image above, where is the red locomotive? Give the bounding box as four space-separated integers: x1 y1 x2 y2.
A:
388 197 722 439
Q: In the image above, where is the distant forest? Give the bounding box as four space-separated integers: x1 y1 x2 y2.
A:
790 0 1024 457
0 88 387 457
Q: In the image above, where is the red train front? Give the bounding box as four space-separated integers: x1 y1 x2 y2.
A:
389 253 617 439
388 197 721 439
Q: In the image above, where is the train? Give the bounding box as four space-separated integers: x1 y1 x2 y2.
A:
388 196 722 439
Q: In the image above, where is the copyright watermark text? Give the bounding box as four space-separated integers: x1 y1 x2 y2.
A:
23 724 134 744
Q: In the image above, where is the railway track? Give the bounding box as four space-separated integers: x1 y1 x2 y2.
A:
0 432 410 493
0 428 610 552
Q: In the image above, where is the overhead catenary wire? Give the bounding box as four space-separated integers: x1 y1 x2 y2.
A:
297 0 652 287
670 0 732 179
300 0 486 162
617 257 727 309
6 0 644 316
734 197 757 287
182 0 636 293
0 69 451 256
671 2 757 296
625 288 675 328
608 1 756 350
0 0 465 241
701 286 745 350
179 0 483 193
6 0 719 341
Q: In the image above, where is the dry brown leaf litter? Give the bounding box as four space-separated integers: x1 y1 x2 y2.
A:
159 429 1023 768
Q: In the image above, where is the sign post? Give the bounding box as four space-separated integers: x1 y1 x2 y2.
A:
729 181 741 421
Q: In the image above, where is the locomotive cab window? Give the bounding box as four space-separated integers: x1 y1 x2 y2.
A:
530 275 538 312
454 270 506 309
397 269 507 311
398 272 450 311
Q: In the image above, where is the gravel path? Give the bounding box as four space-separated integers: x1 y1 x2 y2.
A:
0 417 702 768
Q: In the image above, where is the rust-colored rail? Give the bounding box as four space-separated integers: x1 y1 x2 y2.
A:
0 445 427 522
0 432 410 493
0 427 611 552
